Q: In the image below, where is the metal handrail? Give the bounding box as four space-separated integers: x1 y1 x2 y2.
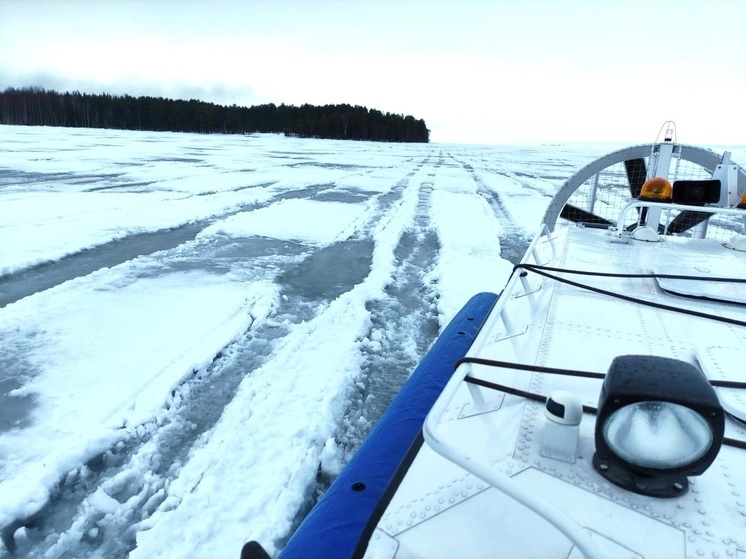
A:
467 224 555 358
422 225 602 559
614 200 746 237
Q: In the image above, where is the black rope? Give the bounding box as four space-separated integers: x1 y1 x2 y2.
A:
456 356 605 379
514 263 746 328
724 437 746 450
710 379 746 388
517 263 746 283
464 375 598 414
457 356 746 391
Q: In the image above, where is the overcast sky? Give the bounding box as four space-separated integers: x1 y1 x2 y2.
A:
1 0 744 144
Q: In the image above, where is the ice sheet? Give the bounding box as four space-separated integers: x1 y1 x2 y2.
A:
0 261 280 531
198 199 370 245
0 125 620 557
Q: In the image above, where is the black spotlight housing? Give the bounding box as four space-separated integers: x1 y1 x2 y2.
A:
671 179 721 206
592 355 724 498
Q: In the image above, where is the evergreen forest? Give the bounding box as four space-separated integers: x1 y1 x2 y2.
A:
0 87 430 143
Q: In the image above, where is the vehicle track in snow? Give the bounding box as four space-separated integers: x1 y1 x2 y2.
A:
3 161 425 559
0 223 208 308
471 155 562 199
1 144 553 558
461 162 531 264
2 240 307 557
274 161 439 544
0 178 372 308
332 174 440 465
0 146 406 306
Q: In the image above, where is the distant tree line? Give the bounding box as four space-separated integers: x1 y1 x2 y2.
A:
0 87 429 143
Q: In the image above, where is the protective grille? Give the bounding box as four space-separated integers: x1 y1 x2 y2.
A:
560 155 744 242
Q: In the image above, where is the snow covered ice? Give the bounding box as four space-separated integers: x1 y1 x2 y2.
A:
0 125 621 557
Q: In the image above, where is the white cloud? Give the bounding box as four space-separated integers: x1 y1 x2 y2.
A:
1 0 744 144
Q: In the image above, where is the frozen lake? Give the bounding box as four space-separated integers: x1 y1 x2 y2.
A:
0 125 625 558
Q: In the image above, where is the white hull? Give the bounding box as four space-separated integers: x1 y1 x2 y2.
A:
260 132 746 559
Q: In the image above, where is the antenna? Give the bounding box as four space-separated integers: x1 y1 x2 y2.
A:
655 120 677 144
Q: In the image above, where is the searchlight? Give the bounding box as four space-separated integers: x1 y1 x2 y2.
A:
671 179 721 206
592 355 724 497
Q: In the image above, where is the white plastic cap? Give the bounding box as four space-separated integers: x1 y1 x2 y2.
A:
725 234 746 252
545 391 583 426
632 226 661 242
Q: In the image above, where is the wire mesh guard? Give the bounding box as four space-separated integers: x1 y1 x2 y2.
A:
560 156 744 243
